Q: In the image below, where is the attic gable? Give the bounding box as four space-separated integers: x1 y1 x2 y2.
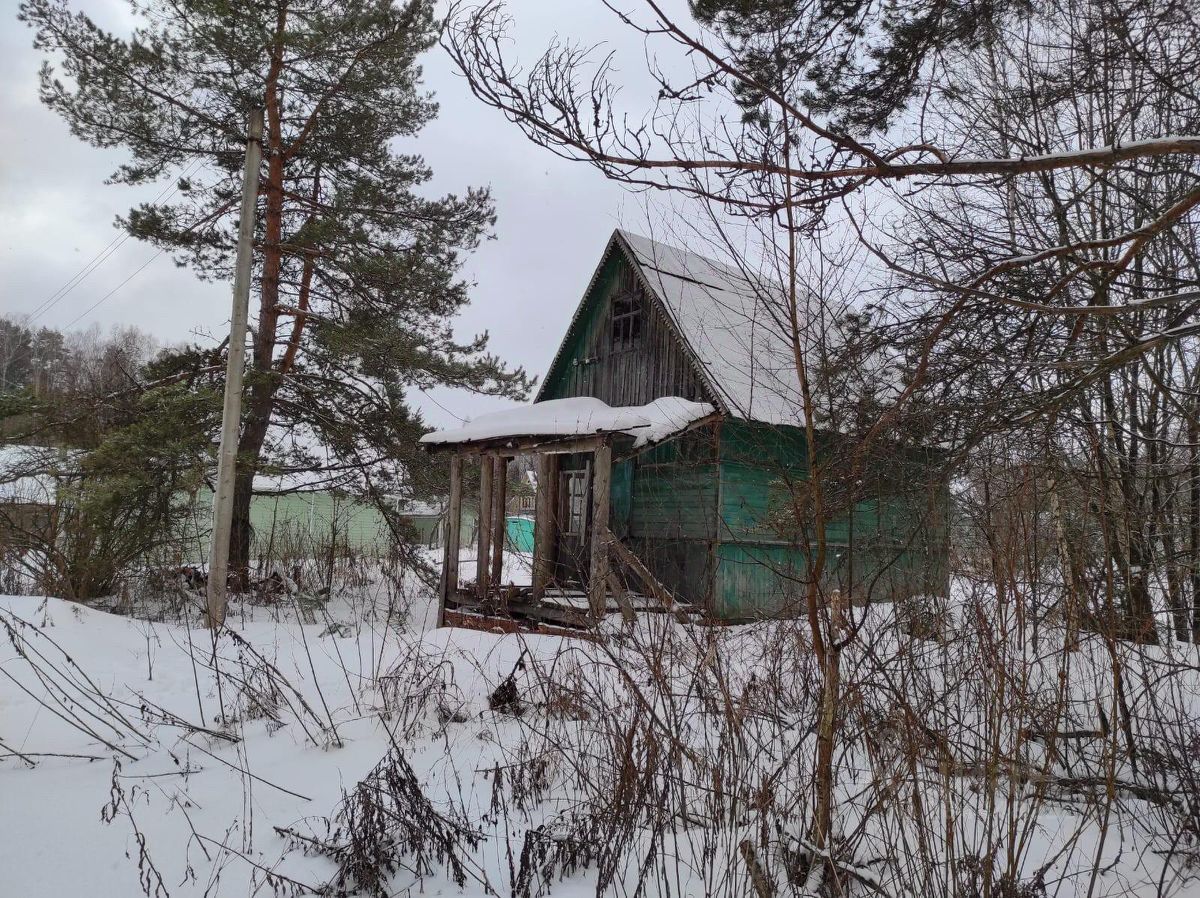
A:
538 230 806 426
617 231 806 427
536 232 723 412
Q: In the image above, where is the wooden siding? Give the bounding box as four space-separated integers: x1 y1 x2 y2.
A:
534 247 949 618
630 462 718 540
714 419 949 617
713 542 806 620
540 252 715 408
539 249 721 608
630 535 715 608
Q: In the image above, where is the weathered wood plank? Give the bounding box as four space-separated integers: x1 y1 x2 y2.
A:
438 453 463 628
442 609 598 641
532 453 559 601
608 572 637 623
608 529 678 611
537 249 718 411
489 455 507 592
588 443 612 618
476 456 493 599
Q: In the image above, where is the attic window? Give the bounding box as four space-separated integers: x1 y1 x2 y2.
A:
611 292 642 352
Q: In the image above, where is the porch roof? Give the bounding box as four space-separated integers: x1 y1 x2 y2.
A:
419 396 715 452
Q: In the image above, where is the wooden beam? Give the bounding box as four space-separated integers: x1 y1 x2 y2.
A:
607 530 678 611
532 453 559 601
588 442 612 619
476 456 493 599
424 433 612 457
489 455 507 592
438 453 463 627
441 608 600 642
608 573 637 623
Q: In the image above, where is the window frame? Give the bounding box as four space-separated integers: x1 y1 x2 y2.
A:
561 467 590 537
610 290 643 353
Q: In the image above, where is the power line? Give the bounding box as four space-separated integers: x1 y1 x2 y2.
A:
418 388 467 423
21 157 204 328
21 234 134 326
57 189 244 332
60 251 166 331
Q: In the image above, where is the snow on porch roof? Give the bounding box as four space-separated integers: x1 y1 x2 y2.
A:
419 396 715 449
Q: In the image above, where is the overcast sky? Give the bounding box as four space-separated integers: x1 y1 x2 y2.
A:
0 1 686 429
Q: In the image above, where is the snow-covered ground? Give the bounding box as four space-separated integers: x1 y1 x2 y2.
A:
2 565 1199 897
0 559 590 897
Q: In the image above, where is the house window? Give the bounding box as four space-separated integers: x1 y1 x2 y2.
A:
562 469 589 536
611 292 642 352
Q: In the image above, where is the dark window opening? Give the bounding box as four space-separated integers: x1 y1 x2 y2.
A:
611 292 642 352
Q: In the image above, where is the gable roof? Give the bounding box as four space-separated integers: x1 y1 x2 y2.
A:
537 229 805 426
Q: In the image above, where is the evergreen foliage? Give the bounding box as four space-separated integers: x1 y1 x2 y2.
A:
20 0 533 579
691 0 1024 132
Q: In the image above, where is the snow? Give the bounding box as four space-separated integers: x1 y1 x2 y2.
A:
419 395 714 448
0 576 602 897
2 570 1197 897
0 444 73 503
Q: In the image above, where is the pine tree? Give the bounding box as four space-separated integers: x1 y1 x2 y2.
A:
690 0 1022 133
21 0 531 583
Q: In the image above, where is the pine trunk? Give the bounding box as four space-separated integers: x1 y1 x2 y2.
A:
227 390 276 587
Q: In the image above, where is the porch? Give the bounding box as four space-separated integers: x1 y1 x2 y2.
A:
420 397 716 632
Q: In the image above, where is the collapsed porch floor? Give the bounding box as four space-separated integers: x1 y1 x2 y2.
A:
443 550 699 634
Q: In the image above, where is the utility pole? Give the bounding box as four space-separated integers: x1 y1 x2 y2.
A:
207 107 264 629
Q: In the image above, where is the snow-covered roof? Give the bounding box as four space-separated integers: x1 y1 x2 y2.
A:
397 499 445 517
615 231 805 426
0 445 72 503
251 468 342 494
420 397 714 449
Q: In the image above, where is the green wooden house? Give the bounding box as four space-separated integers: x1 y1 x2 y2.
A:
423 230 948 626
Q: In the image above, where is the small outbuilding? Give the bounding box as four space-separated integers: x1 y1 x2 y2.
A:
422 230 948 629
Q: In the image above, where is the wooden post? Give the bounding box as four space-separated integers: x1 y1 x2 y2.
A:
490 455 508 590
477 455 493 599
608 573 637 623
532 453 559 601
439 454 463 627
206 107 263 629
588 442 612 619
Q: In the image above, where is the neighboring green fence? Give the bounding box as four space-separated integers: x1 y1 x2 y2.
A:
181 490 409 559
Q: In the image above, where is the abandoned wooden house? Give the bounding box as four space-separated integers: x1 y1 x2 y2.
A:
421 230 948 631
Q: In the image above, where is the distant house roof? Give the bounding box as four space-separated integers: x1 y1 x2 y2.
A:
0 445 75 504
536 230 807 427
398 500 445 518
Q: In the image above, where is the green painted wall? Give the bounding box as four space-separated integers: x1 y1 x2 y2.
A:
611 459 633 538
710 419 949 618
713 542 804 619
623 429 720 603
534 248 948 618
630 463 718 539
